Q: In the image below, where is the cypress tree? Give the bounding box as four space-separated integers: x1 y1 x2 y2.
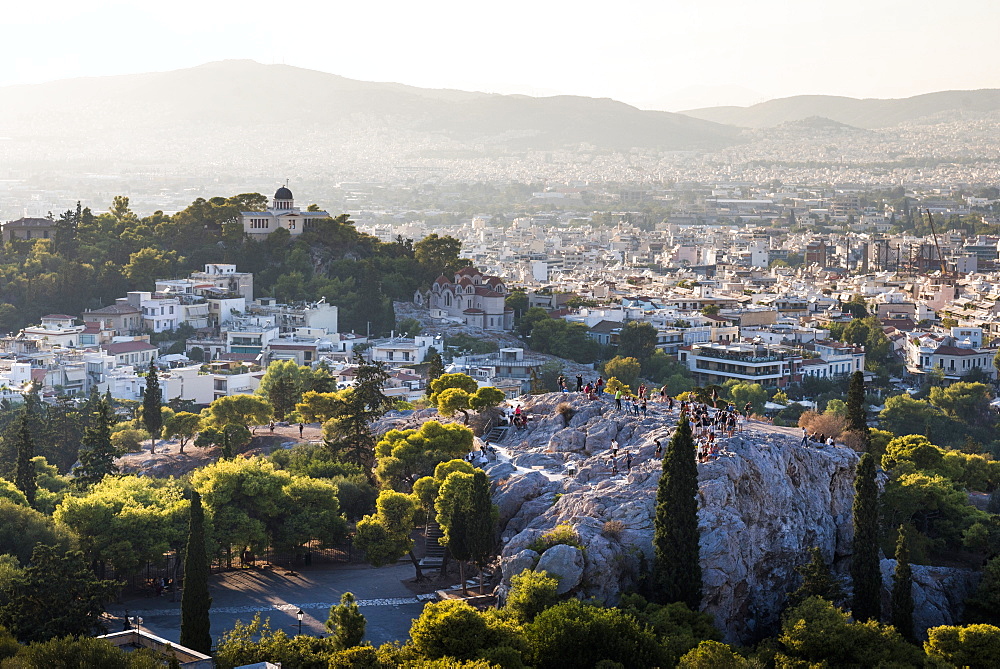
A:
426 349 445 393
142 360 163 454
846 371 870 451
13 412 36 508
180 490 212 654
851 452 881 621
891 524 914 641
653 414 702 609
76 399 118 487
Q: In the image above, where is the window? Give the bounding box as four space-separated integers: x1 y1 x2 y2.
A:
287 221 296 230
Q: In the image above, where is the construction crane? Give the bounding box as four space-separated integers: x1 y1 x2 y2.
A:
925 209 949 277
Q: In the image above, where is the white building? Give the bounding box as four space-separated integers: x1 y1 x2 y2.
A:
241 186 333 239
189 264 255 300
368 335 443 365
21 314 84 348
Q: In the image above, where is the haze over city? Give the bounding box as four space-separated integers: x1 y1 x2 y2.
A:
7 0 1000 110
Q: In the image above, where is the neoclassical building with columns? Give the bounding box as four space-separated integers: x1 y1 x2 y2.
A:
240 185 332 239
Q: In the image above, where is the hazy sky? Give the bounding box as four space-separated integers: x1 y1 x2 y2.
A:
6 0 1000 110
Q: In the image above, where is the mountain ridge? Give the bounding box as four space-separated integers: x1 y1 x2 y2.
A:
0 59 739 152
681 89 1000 128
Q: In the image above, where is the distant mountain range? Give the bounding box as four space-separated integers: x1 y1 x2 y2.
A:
680 89 1000 129
0 60 739 154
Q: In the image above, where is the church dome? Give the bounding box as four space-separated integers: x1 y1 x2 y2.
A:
274 186 293 200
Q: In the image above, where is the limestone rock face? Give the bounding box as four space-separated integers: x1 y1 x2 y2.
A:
535 544 585 594
491 393 859 643
880 559 982 639
494 470 559 527
501 549 540 586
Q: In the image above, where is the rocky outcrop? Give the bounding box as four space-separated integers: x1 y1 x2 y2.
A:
491 393 859 643
536 544 585 594
880 559 982 639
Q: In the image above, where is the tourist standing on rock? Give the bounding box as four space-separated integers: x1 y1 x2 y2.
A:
576 375 583 392
615 388 623 410
641 399 648 417
269 421 275 433
625 451 633 471
800 427 808 447
655 438 662 458
611 439 619 456
596 377 605 395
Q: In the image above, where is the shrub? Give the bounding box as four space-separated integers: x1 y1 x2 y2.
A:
555 402 576 427
797 411 846 439
602 520 625 541
505 570 560 624
110 428 150 453
528 523 583 554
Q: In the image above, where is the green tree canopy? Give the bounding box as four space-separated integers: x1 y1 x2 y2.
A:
202 394 273 430
603 357 641 391
0 544 120 642
777 596 923 667
374 421 473 491
525 599 664 668
0 498 74 564
618 321 658 360
54 475 188 575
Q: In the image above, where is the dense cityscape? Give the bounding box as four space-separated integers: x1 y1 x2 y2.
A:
1 48 1000 669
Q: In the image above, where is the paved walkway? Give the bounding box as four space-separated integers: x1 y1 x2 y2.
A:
111 562 430 648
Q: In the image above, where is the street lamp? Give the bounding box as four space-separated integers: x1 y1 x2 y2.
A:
296 608 304 636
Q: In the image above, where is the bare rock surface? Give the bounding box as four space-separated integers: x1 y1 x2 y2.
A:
535 544 586 594
880 559 982 639
489 392 859 643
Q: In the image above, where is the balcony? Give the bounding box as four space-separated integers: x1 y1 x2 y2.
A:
692 347 791 364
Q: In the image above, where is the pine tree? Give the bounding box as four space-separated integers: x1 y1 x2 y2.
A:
76 399 118 487
325 591 366 649
13 412 36 508
789 546 845 607
851 452 881 621
180 491 212 654
142 360 163 453
891 524 914 641
653 414 702 609
846 371 870 451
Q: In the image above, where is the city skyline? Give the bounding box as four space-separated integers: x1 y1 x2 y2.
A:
6 0 1000 111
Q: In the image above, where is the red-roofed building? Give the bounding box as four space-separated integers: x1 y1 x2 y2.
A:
414 265 514 331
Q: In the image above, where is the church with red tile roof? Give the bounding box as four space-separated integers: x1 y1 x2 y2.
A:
414 266 514 331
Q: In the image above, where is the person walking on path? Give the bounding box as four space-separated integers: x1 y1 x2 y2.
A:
269 421 275 433
298 423 304 438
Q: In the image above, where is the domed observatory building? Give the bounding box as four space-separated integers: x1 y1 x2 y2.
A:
241 185 333 239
